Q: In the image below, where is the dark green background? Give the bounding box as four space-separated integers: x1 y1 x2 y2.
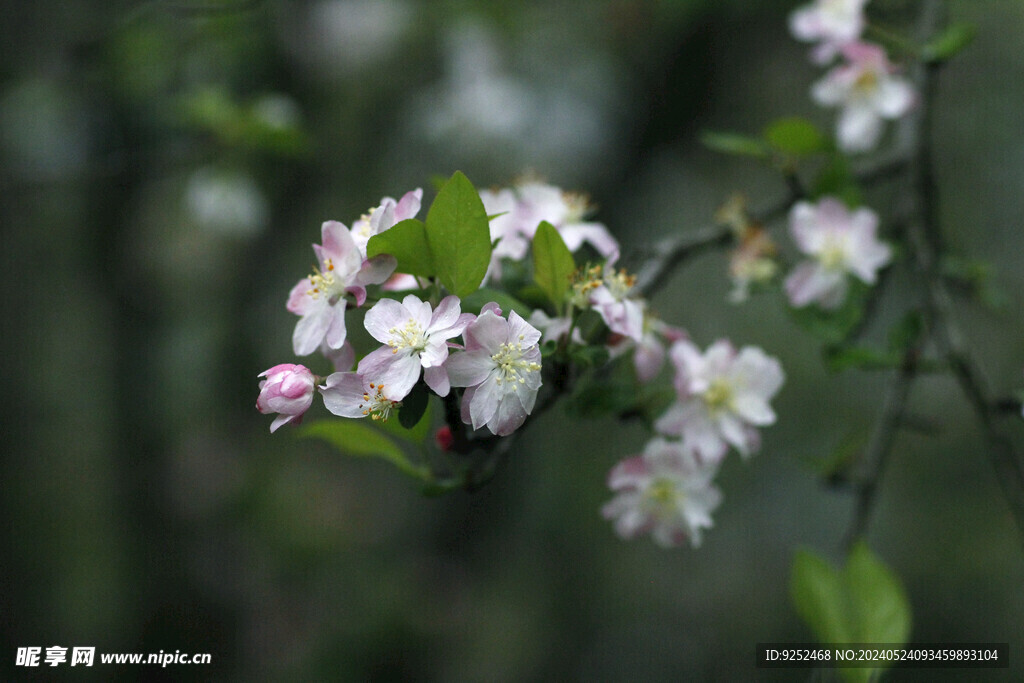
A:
3 0 1022 679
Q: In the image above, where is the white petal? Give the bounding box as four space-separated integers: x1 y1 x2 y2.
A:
292 305 331 356
837 105 883 152
320 372 369 418
363 298 408 343
424 365 450 397
874 77 914 118
446 351 495 388
469 378 501 430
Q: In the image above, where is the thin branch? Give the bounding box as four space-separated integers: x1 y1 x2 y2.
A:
843 350 918 551
901 0 1024 546
635 197 792 298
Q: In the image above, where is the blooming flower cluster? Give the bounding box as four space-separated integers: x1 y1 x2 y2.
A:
790 0 914 152
604 339 784 547
258 174 787 551
784 197 892 309
480 179 620 282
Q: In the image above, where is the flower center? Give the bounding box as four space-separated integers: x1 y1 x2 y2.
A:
819 236 848 271
646 477 683 514
604 268 637 300
571 265 604 307
562 191 590 223
491 337 541 388
853 69 879 96
353 207 376 242
387 318 428 354
358 383 400 421
306 259 338 299
704 379 734 414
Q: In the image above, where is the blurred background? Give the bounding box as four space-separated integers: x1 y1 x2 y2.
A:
3 0 1023 679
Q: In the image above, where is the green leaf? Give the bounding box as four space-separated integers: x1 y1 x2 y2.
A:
426 171 492 297
792 549 852 644
569 344 610 368
300 420 429 481
811 155 862 206
764 117 827 156
460 288 533 319
699 130 769 158
791 544 912 683
887 311 924 354
812 431 867 481
366 218 435 278
566 380 638 418
923 22 975 63
575 309 610 345
377 399 433 445
823 344 897 373
532 220 576 308
398 383 430 430
845 542 912 645
788 281 868 346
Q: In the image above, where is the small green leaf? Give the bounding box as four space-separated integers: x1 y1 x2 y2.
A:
887 311 924 353
300 420 429 481
791 549 852 644
569 344 610 368
426 171 492 297
823 344 897 373
377 399 433 445
566 381 637 418
812 431 867 480
532 220 576 308
367 218 435 278
811 155 862 206
791 544 912 683
575 309 610 345
788 281 868 346
460 288 533 319
845 541 912 645
923 22 975 63
764 117 827 156
398 383 429 430
700 130 770 158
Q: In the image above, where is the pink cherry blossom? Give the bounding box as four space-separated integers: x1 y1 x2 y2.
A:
287 220 397 356
811 41 915 152
320 339 355 372
789 0 869 64
480 187 531 283
586 262 645 343
358 294 473 401
256 364 317 433
350 188 423 259
320 371 401 422
655 339 784 461
616 313 688 383
784 197 891 309
515 181 620 257
446 303 543 436
602 437 723 548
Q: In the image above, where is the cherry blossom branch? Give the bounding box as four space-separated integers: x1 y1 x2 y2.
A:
635 198 793 298
843 347 919 551
842 0 1024 549
906 3 1024 546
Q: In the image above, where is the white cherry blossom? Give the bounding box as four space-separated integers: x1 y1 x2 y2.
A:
812 41 914 152
784 197 891 309
602 437 722 548
358 294 472 401
446 303 543 436
655 339 784 461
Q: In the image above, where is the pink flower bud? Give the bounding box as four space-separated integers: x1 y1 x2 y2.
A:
434 425 455 452
257 364 316 433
